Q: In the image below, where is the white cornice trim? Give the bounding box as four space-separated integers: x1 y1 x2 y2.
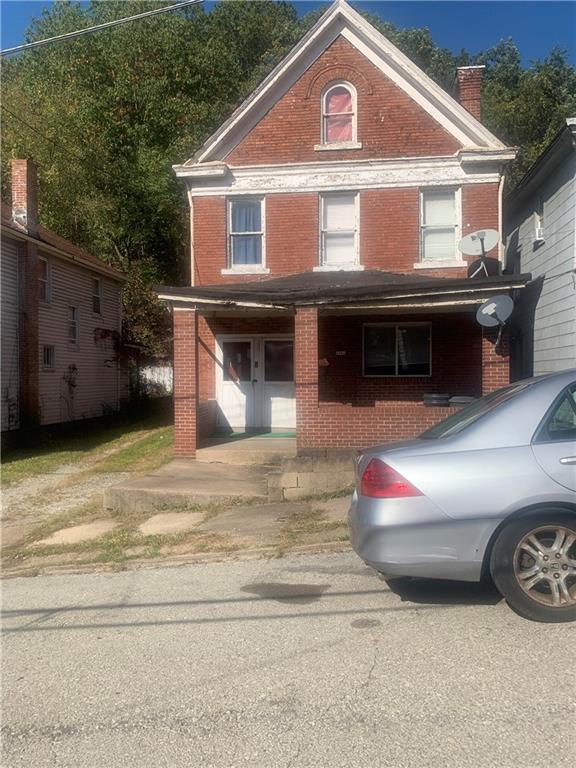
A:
187 0 506 166
181 156 501 197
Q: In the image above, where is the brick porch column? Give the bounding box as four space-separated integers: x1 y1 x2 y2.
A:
173 308 198 457
481 327 510 395
295 307 319 452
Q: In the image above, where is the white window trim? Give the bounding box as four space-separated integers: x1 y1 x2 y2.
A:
416 187 465 269
68 306 79 345
362 322 432 378
223 197 268 275
318 81 359 149
39 257 51 303
316 191 360 270
92 278 102 315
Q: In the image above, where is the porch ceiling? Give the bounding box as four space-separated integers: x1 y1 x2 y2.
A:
157 269 531 311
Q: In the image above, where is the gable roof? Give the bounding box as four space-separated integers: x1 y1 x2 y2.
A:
1 201 124 281
187 0 506 166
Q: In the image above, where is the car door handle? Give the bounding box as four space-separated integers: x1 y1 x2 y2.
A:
559 457 576 465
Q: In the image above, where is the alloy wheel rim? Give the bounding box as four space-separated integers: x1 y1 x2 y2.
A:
514 525 576 608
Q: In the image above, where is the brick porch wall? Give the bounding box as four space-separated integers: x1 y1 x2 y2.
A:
172 310 510 456
294 309 510 452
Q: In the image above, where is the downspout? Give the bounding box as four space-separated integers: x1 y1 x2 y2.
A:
498 172 505 266
187 184 195 286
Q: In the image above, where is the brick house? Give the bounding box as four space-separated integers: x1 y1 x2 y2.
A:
1 159 127 433
158 0 530 458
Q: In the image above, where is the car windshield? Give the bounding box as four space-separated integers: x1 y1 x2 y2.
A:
419 381 534 439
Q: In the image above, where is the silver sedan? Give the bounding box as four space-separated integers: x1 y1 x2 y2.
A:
349 369 576 622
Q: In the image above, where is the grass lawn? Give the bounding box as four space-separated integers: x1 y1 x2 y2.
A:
1 412 173 487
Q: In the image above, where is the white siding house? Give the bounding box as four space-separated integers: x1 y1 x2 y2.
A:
1 160 127 432
505 119 576 376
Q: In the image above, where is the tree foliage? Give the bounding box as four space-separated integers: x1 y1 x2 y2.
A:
2 1 574 353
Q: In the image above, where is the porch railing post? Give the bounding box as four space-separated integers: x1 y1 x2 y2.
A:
173 307 198 458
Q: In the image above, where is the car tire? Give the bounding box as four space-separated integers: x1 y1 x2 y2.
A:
491 512 576 623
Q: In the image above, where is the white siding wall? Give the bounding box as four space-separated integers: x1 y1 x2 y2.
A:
38 254 123 425
1 236 21 430
507 154 576 375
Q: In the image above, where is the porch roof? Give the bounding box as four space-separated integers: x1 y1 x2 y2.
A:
157 269 531 311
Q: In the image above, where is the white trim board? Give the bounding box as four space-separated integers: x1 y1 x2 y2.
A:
186 0 507 166
181 160 501 197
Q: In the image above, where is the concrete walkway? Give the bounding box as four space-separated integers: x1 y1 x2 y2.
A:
104 436 297 513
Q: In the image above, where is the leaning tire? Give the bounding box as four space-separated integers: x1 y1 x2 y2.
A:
491 513 576 623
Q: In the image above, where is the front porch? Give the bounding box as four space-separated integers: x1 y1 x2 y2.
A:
161 269 529 458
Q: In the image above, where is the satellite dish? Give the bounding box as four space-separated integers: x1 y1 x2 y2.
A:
476 295 514 328
459 229 500 257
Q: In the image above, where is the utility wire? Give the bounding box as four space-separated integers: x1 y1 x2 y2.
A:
2 106 85 162
1 0 203 56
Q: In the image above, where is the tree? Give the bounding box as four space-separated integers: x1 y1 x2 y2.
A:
2 1 574 353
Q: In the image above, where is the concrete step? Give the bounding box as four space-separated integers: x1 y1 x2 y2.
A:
104 459 269 513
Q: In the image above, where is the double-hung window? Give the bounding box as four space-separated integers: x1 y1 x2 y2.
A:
92 278 102 314
68 307 78 344
39 257 51 302
228 199 265 270
363 324 431 377
420 189 459 263
42 345 55 370
320 193 359 268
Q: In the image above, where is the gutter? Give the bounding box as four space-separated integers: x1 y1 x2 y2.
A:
157 279 529 311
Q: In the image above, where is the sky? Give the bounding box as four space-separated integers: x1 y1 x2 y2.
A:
1 0 575 65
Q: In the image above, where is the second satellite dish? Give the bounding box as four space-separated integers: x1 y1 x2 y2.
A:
476 295 514 328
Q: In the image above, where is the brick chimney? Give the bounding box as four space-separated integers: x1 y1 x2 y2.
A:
11 159 39 236
455 66 485 122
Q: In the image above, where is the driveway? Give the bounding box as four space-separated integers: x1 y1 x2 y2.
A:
2 552 574 768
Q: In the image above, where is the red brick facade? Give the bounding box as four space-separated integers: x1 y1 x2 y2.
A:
172 22 510 457
226 37 461 166
194 183 500 283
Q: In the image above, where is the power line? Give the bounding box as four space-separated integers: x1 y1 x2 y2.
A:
2 106 85 162
1 0 204 56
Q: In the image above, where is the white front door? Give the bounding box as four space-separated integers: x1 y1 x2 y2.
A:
218 339 254 431
217 336 295 431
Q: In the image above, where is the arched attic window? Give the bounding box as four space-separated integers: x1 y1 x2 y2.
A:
322 82 357 145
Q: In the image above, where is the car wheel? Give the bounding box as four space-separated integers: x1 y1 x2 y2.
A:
491 513 576 623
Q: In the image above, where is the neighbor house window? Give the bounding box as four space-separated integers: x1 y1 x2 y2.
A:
92 278 101 314
363 324 431 377
39 257 51 302
320 193 359 267
42 345 55 370
228 199 264 268
68 307 78 344
420 189 459 262
322 83 356 144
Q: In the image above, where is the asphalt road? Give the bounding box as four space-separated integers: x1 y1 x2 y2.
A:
2 552 575 768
